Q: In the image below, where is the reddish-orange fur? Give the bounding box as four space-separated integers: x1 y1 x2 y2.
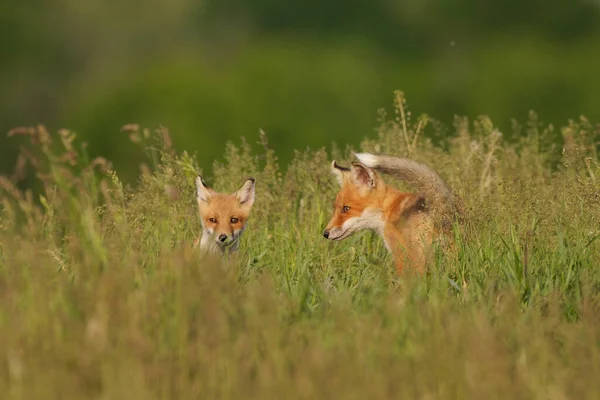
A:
324 158 454 275
197 193 251 237
194 176 255 254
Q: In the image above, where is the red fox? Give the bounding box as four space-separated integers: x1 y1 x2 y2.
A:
323 153 461 275
194 175 255 254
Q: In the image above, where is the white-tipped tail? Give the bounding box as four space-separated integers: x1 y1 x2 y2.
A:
354 152 379 168
353 152 461 224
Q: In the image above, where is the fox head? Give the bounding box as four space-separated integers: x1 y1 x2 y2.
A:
195 175 255 253
323 160 387 241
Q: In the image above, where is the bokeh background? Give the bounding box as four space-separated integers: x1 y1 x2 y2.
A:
2 0 600 182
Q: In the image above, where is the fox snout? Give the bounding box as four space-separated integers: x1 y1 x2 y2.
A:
322 220 348 240
214 231 235 246
322 225 347 241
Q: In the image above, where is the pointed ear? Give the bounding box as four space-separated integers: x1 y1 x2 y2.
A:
235 178 255 207
195 175 214 203
350 162 378 189
331 160 350 186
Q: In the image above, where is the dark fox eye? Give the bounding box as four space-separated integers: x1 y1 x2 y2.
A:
209 218 217 223
342 206 350 213
230 217 239 223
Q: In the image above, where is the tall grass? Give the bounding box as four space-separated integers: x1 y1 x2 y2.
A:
1 92 599 398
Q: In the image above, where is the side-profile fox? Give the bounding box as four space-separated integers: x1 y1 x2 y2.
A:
323 153 461 275
194 175 256 254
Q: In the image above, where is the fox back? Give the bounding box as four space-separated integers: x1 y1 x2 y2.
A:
195 176 255 255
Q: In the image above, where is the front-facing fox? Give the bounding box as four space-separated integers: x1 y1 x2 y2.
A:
194 175 256 254
323 153 461 275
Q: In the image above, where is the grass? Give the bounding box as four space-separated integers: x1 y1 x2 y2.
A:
1 91 599 399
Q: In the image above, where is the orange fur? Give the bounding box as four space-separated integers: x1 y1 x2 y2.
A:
324 155 459 275
195 176 255 254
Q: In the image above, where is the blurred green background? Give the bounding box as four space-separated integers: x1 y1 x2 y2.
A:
2 0 600 182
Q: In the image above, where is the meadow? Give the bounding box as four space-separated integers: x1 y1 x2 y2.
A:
1 92 599 399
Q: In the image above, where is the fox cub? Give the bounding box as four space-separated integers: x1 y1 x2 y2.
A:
323 153 461 275
194 175 256 254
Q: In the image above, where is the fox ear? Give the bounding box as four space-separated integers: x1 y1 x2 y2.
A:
350 162 378 189
331 160 350 186
235 178 255 207
195 175 214 203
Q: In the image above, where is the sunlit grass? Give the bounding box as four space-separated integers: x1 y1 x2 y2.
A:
1 93 599 398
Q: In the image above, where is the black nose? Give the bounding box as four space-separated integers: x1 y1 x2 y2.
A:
218 234 227 242
323 230 329 239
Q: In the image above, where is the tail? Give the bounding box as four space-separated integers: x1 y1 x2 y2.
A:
354 153 462 224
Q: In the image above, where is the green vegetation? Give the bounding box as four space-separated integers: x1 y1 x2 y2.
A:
1 93 599 398
2 0 600 180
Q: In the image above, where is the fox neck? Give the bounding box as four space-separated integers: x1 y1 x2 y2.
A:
369 184 406 223
365 187 415 245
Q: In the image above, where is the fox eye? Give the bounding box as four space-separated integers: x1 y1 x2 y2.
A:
230 217 239 224
209 218 217 223
342 206 350 213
